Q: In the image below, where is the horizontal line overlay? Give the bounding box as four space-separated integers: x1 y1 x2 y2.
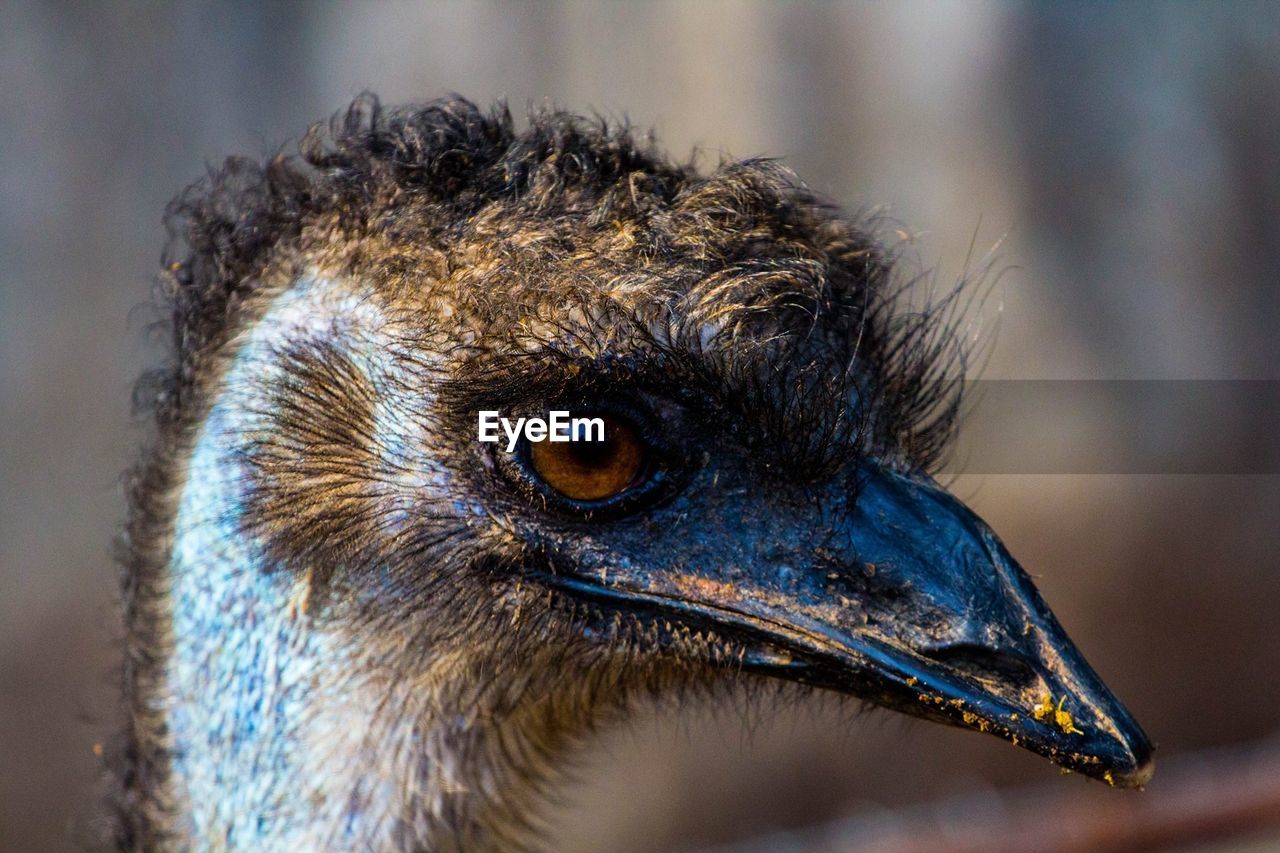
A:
939 380 1280 475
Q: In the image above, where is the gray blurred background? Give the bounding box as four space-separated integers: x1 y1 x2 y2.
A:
2 2 1278 850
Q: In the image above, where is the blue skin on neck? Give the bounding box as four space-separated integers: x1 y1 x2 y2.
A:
166 275 403 848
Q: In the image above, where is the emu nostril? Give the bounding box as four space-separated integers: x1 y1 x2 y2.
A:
922 643 1038 690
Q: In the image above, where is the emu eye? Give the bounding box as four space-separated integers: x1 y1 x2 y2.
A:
529 414 646 502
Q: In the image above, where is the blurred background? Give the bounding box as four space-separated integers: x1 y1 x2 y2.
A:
2 1 1277 850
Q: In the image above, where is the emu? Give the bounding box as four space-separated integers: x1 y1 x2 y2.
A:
114 96 1152 850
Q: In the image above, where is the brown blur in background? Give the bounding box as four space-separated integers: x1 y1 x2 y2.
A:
2 2 1278 850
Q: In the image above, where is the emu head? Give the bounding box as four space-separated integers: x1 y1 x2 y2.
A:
123 97 1151 848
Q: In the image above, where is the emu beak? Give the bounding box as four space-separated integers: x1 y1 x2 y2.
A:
553 465 1154 787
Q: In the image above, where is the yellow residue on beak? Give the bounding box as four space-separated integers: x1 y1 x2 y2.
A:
960 710 991 732
1032 692 1085 736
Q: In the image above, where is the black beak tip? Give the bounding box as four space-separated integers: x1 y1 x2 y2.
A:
1104 726 1156 788
1116 752 1156 788
1050 699 1155 788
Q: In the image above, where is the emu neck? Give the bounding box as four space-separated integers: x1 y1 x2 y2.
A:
166 450 566 848
166 452 557 849
158 275 565 849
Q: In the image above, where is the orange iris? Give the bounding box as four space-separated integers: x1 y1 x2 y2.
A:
529 414 645 501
